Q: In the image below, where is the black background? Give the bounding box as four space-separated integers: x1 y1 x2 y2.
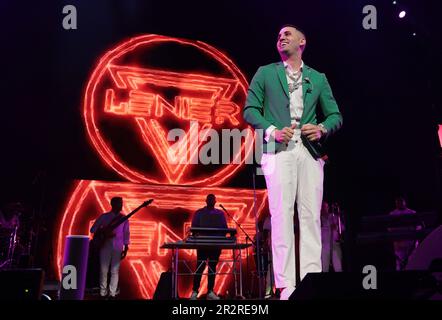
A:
1 0 441 276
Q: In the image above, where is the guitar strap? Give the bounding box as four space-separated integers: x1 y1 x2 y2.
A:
107 213 125 230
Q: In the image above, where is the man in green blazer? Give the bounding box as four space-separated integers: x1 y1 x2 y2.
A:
243 25 342 300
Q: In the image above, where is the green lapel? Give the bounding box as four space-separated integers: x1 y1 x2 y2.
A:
275 62 289 98
302 65 312 104
301 65 313 124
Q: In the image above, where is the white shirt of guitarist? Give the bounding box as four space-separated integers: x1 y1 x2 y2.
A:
91 212 130 251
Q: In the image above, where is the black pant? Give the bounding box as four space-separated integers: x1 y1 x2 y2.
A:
193 249 221 292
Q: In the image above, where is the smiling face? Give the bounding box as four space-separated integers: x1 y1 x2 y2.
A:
277 26 306 57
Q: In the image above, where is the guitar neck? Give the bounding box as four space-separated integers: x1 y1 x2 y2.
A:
108 200 152 231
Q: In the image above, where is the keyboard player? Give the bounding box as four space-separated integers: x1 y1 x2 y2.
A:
189 194 227 300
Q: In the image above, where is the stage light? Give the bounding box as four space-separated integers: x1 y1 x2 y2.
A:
392 1 397 5
398 11 406 18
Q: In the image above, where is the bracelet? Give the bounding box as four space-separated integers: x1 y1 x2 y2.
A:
318 123 328 136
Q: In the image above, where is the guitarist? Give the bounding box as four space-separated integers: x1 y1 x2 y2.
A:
90 197 130 299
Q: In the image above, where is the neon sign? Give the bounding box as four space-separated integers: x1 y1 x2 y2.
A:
55 34 267 299
83 34 253 185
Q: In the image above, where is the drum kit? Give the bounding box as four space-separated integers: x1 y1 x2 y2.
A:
0 225 19 268
0 202 33 269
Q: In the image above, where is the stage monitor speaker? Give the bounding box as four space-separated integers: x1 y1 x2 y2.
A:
406 225 442 271
0 268 45 300
290 271 437 300
153 271 174 300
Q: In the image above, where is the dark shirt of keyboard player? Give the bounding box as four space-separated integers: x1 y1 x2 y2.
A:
190 194 227 300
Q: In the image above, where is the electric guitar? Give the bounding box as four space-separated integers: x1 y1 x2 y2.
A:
91 199 153 249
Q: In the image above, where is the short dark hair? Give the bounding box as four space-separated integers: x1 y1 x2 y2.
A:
280 24 306 39
110 197 123 208
206 194 215 201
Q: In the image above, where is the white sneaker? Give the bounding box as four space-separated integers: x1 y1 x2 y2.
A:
190 291 198 300
206 291 220 300
279 286 295 300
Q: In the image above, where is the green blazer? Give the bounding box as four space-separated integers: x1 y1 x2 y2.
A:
243 62 343 154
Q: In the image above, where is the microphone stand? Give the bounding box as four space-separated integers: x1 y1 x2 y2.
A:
219 204 255 299
253 172 264 299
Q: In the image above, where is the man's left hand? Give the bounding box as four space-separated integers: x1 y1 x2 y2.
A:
301 124 323 141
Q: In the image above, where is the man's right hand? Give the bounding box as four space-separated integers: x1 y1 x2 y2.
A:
274 124 297 144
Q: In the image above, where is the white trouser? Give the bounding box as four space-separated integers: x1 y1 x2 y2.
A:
261 140 324 288
322 240 343 272
99 242 122 297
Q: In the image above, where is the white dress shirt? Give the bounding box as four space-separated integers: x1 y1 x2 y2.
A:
265 61 304 142
91 211 130 251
